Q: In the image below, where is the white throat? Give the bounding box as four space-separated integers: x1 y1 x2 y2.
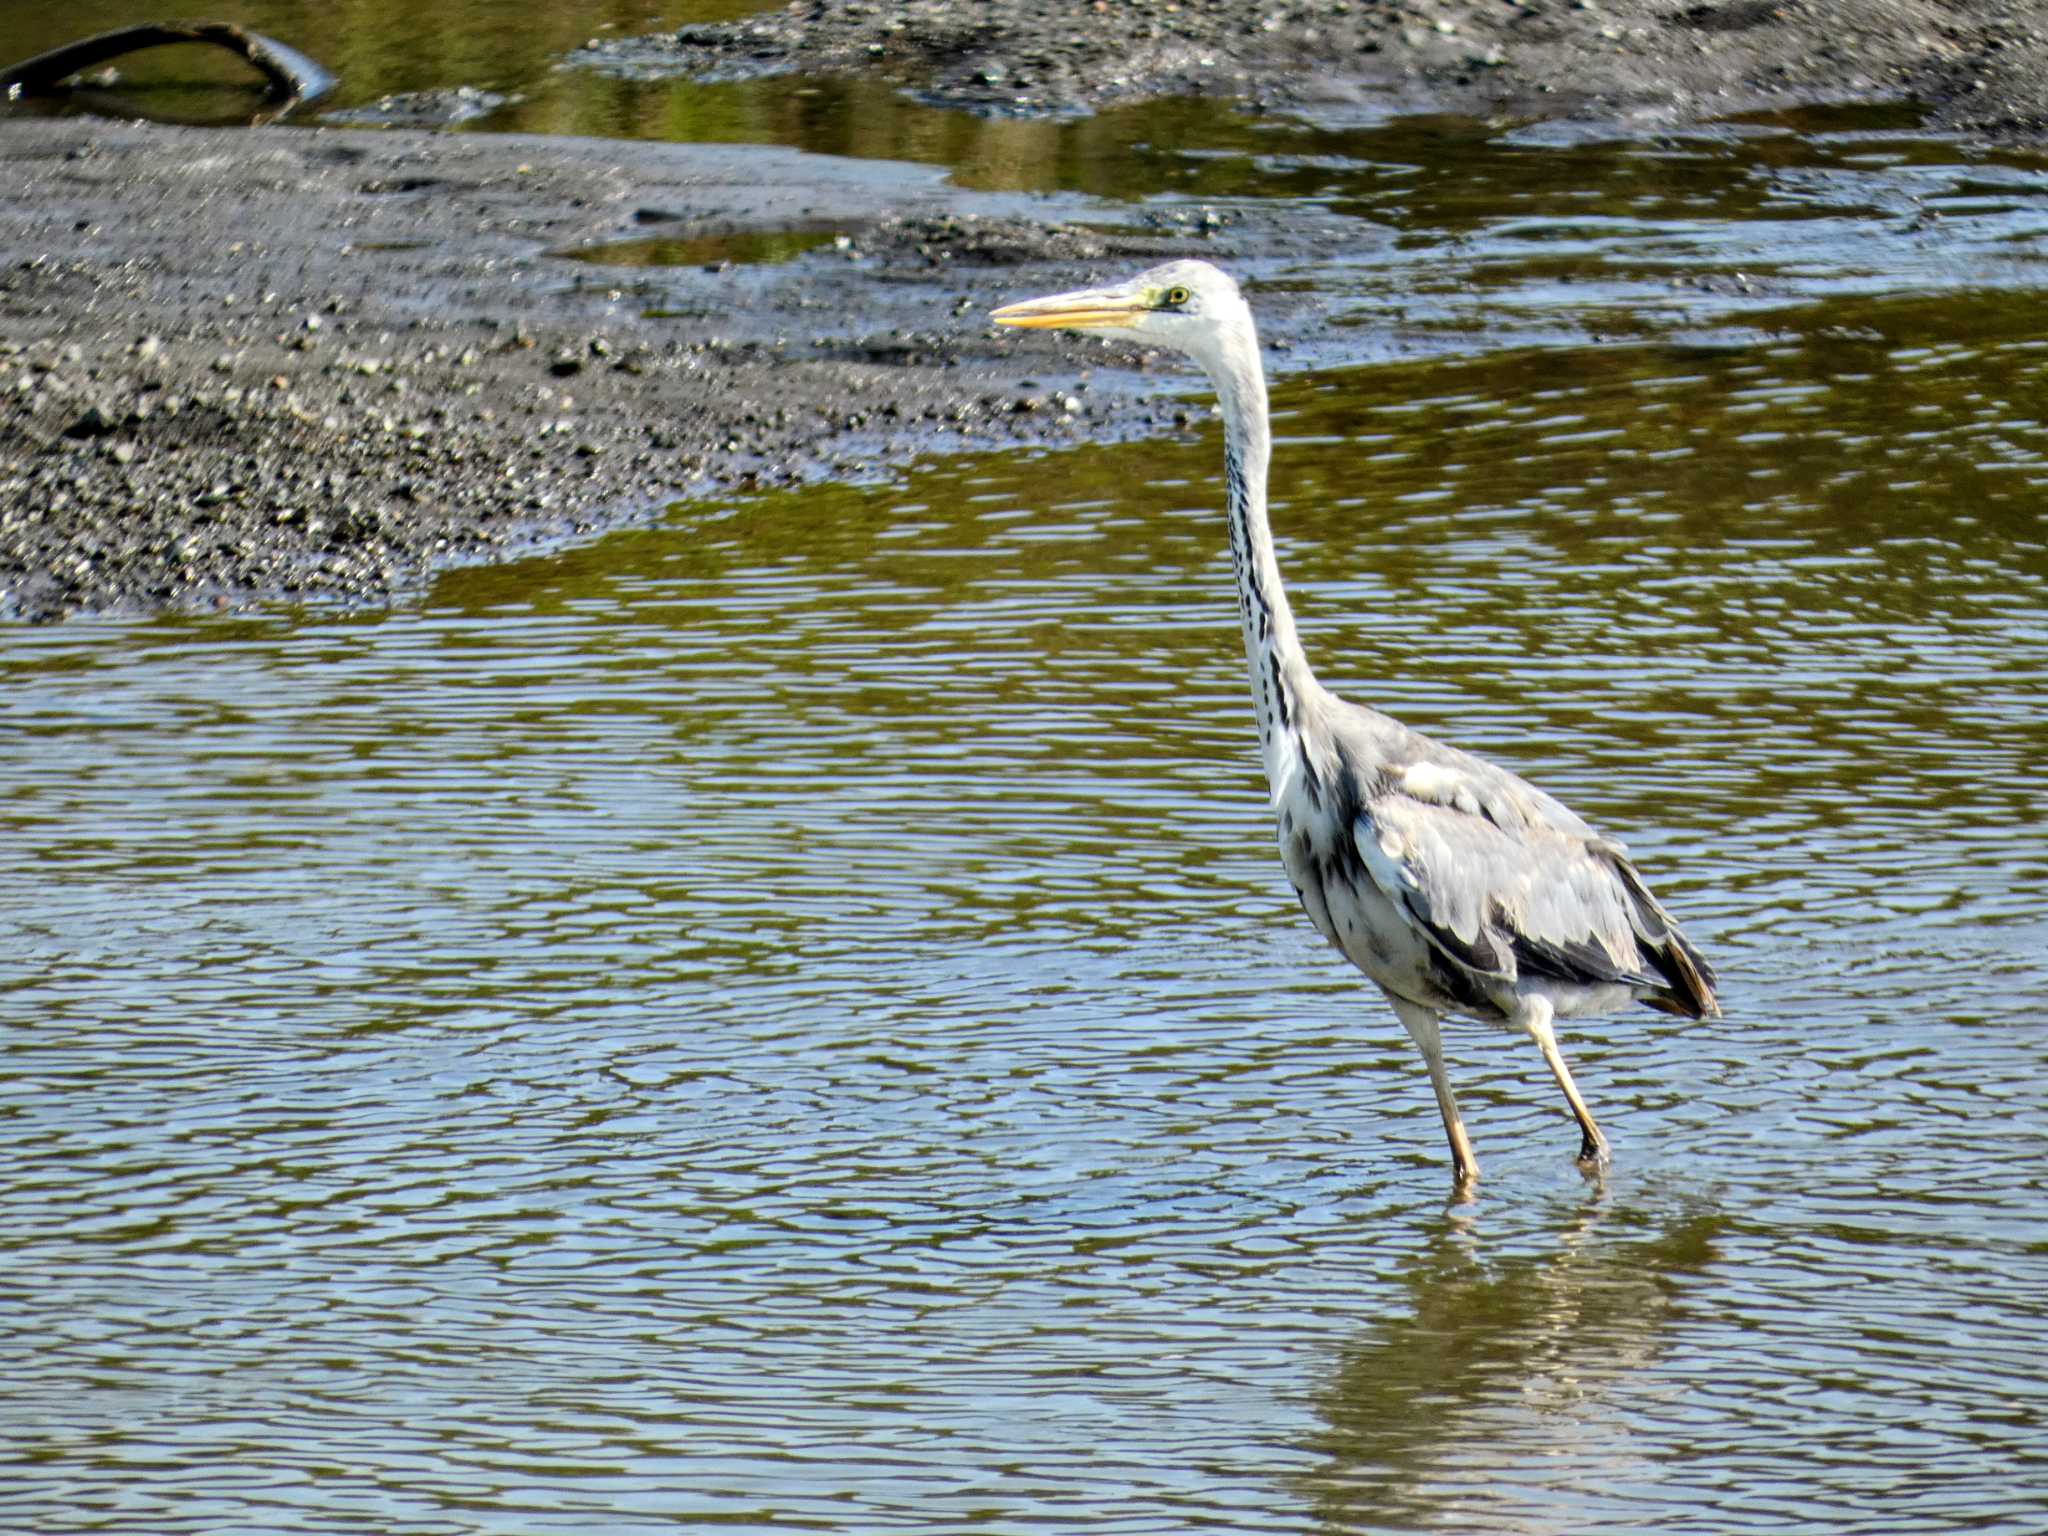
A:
1194 311 1312 798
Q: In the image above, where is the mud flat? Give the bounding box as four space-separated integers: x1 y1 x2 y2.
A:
7 0 2048 620
1 117 1381 620
577 0 2048 135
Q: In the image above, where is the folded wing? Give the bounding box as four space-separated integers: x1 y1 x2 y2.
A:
1351 744 1719 1019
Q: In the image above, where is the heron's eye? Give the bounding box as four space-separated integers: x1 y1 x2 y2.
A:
1162 285 1192 309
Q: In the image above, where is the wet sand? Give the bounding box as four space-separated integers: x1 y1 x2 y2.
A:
5 0 2047 620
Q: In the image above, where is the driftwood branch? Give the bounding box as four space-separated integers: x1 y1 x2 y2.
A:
1 20 335 107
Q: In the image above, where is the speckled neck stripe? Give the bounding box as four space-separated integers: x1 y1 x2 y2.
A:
1224 439 1292 745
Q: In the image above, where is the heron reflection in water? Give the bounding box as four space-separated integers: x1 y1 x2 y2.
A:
993 261 1718 1187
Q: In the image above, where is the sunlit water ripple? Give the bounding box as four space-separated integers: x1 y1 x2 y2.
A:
4 114 2048 1535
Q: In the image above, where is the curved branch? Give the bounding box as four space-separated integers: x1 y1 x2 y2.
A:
1 20 335 107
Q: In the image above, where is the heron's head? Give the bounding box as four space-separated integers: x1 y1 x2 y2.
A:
991 259 1256 381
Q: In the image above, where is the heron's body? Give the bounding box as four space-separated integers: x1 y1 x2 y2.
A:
1276 693 1694 1022
994 259 1718 1187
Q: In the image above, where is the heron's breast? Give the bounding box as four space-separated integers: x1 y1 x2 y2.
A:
1274 797 1440 1001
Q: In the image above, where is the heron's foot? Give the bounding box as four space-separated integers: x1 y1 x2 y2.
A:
1574 1134 1611 1170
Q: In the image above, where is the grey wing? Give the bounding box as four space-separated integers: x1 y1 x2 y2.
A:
1350 757 1719 1018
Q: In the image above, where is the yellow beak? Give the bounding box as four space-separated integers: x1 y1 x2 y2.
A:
990 287 1145 330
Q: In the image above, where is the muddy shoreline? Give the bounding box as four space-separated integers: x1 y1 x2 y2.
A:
577 0 2048 138
0 119 1361 621
6 0 2048 621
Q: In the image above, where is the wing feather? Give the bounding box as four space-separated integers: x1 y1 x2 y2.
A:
1361 793 1644 975
1307 698 1719 1020
1352 757 1712 1017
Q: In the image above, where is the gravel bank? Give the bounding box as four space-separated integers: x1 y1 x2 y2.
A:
1 121 1321 620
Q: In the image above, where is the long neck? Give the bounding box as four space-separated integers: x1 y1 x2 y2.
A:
1211 345 1313 790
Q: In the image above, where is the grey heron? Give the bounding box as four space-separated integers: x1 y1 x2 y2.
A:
992 260 1718 1187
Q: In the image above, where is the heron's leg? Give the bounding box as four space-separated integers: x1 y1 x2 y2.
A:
1389 998 1479 1186
1519 997 1610 1167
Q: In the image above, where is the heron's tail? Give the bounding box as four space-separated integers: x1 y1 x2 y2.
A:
1612 857 1720 1019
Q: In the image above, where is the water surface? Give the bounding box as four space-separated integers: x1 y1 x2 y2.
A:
5 292 2046 1528
5 21 2048 1533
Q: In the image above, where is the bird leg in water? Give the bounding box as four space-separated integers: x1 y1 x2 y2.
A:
992 261 1720 1179
1522 1002 1610 1167
1392 999 1480 1186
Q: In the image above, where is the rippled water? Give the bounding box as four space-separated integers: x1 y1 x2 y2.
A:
6 288 2047 1528
9 21 2048 1528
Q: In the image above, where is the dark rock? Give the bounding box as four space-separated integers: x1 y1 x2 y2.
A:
62 405 119 439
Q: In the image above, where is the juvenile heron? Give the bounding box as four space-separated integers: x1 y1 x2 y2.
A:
992 260 1718 1187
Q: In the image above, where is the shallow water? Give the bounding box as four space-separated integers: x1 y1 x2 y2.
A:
9 11 2048 1531
5 297 2047 1529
